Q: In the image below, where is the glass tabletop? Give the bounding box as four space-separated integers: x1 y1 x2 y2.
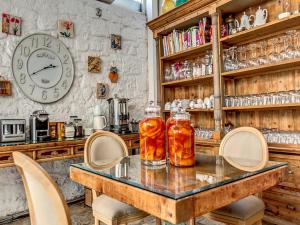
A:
71 154 287 200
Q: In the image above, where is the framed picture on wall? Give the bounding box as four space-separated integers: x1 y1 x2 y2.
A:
111 34 121 50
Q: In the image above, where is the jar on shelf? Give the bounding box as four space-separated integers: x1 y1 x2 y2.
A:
139 101 166 166
65 123 75 138
167 108 195 167
74 119 83 137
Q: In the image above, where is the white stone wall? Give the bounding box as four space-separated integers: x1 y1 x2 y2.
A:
0 0 148 124
0 0 148 218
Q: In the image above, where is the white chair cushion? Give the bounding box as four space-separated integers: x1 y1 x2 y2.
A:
92 194 144 219
213 196 265 220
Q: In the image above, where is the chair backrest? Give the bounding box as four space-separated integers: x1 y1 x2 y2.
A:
219 127 268 172
13 152 71 225
84 130 129 170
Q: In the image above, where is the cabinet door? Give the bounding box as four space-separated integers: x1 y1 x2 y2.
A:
269 153 300 189
263 186 300 224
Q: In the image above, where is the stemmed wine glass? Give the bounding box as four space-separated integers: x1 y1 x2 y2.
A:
257 41 269 65
268 38 281 63
237 45 248 69
247 43 259 67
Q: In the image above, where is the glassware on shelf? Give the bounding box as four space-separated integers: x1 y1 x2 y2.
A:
223 49 233 72
164 66 173 82
247 43 259 67
268 37 281 63
224 90 300 108
204 50 213 75
278 0 291 19
237 45 248 69
182 60 192 79
257 41 269 65
262 129 300 145
167 107 195 167
140 101 166 166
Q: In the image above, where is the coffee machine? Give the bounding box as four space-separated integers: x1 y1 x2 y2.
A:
29 110 49 141
107 94 130 134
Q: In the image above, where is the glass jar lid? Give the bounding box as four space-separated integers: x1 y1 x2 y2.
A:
172 107 190 120
145 101 161 117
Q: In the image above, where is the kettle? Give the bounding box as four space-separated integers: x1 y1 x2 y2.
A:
250 6 268 27
93 115 107 130
93 104 107 130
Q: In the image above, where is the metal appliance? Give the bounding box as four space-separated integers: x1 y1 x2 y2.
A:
29 110 49 141
0 119 26 142
107 94 130 133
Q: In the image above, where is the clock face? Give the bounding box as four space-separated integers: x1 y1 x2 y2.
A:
12 33 74 103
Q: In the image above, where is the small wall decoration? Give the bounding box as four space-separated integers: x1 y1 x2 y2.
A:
58 20 74 38
0 75 12 96
96 8 102 18
2 13 22 36
111 34 121 50
109 66 119 83
96 83 109 99
88 56 101 73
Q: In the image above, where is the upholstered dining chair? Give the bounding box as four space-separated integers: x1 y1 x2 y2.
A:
205 127 267 225
13 151 72 225
84 131 149 225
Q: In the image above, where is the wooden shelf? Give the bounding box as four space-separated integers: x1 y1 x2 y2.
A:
163 108 214 113
222 58 300 78
162 75 213 87
223 103 300 111
220 14 300 45
161 43 212 61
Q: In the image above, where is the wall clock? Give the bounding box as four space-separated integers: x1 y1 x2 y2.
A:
12 33 74 103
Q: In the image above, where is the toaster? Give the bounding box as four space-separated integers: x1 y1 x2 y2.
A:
0 119 26 142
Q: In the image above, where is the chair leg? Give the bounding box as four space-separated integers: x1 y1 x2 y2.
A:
95 218 100 225
156 218 162 225
188 218 195 225
256 221 262 225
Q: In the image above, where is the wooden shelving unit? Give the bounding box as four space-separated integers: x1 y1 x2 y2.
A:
220 13 300 45
222 58 300 78
148 0 300 223
161 43 212 61
162 75 213 87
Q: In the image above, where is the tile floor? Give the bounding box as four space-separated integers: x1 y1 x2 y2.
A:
5 201 273 225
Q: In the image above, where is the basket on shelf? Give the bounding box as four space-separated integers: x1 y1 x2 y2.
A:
0 76 12 96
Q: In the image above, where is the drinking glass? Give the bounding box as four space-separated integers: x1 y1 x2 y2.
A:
268 38 281 63
279 35 290 60
237 45 248 69
247 43 259 67
223 49 233 72
286 30 297 59
229 46 239 70
257 41 269 65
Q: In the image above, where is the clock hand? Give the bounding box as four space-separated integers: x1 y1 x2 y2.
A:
31 64 57 76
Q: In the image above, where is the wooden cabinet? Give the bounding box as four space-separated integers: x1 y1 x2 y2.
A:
0 133 140 168
263 186 300 224
147 0 300 223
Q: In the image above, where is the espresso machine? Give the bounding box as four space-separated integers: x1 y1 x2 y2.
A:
29 110 49 141
107 94 130 134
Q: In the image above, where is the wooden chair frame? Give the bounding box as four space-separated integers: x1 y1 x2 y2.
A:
84 131 129 170
219 127 269 172
13 151 72 225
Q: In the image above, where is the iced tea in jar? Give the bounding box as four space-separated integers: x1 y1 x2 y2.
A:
168 108 195 167
139 101 166 166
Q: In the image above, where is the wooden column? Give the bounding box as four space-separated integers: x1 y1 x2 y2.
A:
211 11 222 140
